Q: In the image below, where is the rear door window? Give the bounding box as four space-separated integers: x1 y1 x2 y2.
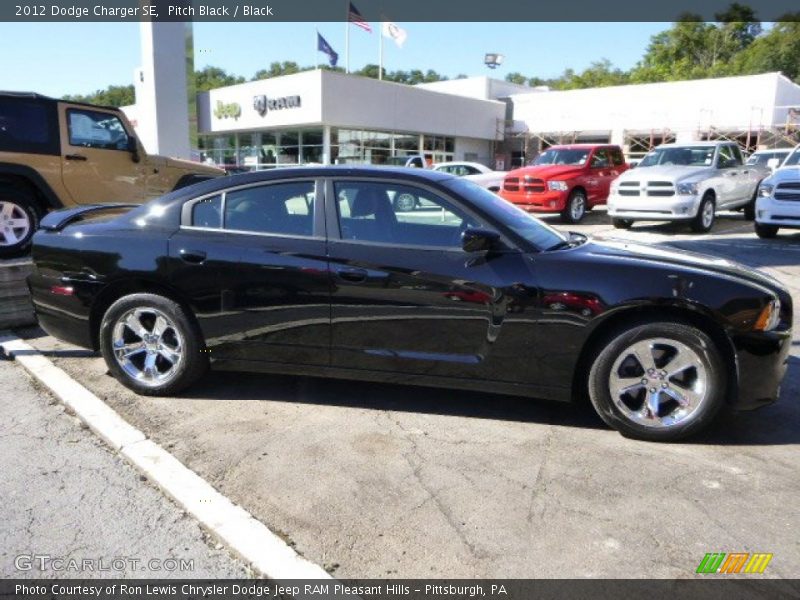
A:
0 97 59 155
224 181 315 237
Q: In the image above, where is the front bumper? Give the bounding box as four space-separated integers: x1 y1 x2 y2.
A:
607 192 700 221
499 189 568 212
756 197 800 229
732 327 793 410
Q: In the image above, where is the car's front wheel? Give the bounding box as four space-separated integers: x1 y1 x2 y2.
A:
690 193 715 233
0 187 40 259
561 189 587 224
99 293 208 396
588 321 726 441
755 223 779 239
611 218 633 229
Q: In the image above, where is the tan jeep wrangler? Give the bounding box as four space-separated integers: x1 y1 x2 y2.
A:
0 92 224 257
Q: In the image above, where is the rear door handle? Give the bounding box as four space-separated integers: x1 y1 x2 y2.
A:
337 268 368 283
179 249 207 264
65 154 87 161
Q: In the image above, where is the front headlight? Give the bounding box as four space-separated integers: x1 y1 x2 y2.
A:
758 184 774 198
754 298 782 331
547 181 568 192
676 182 700 195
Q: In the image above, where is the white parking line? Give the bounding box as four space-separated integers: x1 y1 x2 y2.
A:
0 333 333 581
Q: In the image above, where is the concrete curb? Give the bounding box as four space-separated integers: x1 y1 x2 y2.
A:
0 333 333 581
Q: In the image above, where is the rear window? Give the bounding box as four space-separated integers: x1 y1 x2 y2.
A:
0 97 59 155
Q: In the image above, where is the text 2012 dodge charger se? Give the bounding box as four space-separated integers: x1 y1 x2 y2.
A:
28 167 792 441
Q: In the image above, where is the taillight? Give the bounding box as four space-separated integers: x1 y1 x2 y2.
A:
50 285 74 296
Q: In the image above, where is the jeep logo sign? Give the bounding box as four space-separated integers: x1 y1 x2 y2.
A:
213 101 241 120
253 94 302 116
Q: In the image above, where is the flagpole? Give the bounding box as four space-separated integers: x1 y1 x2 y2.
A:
315 28 319 70
378 24 383 80
345 4 350 74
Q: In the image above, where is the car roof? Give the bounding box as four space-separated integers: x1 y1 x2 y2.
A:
655 142 727 148
546 144 611 149
751 148 792 154
163 165 454 201
0 90 119 111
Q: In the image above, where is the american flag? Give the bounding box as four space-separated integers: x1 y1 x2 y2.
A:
348 2 372 32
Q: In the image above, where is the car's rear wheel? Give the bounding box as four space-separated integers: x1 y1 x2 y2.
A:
0 187 40 259
588 321 726 441
690 193 715 233
743 187 758 221
393 193 417 212
755 223 779 239
561 189 587 224
99 293 208 396
612 218 633 229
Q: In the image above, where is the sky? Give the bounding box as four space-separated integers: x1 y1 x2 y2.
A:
0 22 667 98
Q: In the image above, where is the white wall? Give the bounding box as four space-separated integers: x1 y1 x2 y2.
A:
321 71 504 140
510 72 796 142
137 22 191 158
454 137 493 164
417 76 534 100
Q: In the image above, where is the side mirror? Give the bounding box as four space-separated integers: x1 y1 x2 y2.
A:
127 136 140 163
767 158 781 171
462 228 501 253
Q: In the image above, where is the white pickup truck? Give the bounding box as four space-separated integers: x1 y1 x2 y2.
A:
607 142 769 233
753 144 800 238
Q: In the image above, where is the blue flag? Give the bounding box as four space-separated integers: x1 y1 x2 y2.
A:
317 32 338 67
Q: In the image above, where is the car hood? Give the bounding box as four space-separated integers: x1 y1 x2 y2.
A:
617 165 712 183
164 157 225 175
507 165 584 180
580 238 785 294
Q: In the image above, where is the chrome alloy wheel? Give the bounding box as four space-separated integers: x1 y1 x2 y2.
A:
570 194 586 221
0 201 31 247
608 337 708 429
701 200 714 228
111 307 184 387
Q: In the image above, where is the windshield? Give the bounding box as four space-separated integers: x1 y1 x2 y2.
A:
746 151 789 166
444 179 567 251
639 146 715 168
783 149 800 168
531 148 590 166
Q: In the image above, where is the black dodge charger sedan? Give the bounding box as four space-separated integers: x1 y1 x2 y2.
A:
28 167 792 441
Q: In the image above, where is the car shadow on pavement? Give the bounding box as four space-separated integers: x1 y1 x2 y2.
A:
187 369 609 432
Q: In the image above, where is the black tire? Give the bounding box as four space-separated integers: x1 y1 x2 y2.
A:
561 189 587 224
99 293 208 396
743 187 757 221
755 223 779 239
690 193 715 233
612 218 633 230
0 186 40 259
393 193 417 212
588 321 727 442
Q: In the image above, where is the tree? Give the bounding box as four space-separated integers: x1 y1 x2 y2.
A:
252 61 305 80
195 66 245 92
733 16 800 82
63 84 135 107
505 72 528 85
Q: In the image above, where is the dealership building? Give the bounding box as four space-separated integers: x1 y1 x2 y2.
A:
125 67 800 170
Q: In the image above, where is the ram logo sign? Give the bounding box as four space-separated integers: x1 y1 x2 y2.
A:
696 552 773 574
253 94 302 117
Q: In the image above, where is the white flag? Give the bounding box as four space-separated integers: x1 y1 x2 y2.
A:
381 21 407 48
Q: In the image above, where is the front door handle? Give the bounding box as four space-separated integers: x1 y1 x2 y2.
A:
337 268 368 283
65 154 87 161
179 249 207 264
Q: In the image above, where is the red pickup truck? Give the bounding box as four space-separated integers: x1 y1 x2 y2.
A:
499 144 628 223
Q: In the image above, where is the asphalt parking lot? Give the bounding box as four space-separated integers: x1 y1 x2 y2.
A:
10 208 800 579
